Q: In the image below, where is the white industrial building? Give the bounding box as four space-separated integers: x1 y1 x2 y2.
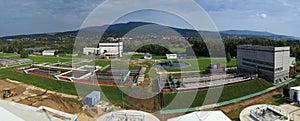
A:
237 45 290 83
83 47 100 55
42 50 56 56
166 54 178 59
168 111 231 121
83 42 123 58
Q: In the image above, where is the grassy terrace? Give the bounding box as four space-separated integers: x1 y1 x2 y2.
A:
0 66 130 106
163 79 274 109
226 79 300 120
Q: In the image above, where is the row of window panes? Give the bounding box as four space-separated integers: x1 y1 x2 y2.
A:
242 58 274 66
242 62 274 71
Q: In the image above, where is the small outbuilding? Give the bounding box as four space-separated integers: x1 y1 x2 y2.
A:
42 50 56 56
144 53 152 59
85 91 101 106
178 53 187 59
290 86 300 102
166 54 177 59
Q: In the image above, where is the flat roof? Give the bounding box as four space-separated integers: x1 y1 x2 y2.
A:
43 50 56 53
0 107 25 121
0 100 74 121
291 86 300 90
237 45 290 51
168 111 231 121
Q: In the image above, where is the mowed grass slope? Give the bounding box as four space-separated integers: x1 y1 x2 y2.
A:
0 66 127 106
163 79 273 109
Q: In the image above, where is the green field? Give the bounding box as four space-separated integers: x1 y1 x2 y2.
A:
163 79 273 109
0 53 72 64
0 52 20 59
29 56 71 63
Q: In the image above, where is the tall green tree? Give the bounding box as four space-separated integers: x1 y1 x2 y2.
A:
226 52 232 62
20 51 29 58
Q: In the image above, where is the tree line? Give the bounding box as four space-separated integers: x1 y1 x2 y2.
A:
2 37 300 60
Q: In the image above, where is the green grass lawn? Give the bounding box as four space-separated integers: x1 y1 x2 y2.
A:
0 53 72 64
287 78 300 87
226 108 244 120
163 79 273 109
0 52 21 59
0 66 130 107
29 56 71 63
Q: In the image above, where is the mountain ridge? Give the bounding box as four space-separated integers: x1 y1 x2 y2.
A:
1 21 299 40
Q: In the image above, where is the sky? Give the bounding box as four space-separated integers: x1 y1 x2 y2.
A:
1 0 300 37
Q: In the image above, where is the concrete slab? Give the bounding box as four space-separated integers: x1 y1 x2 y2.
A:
279 104 300 121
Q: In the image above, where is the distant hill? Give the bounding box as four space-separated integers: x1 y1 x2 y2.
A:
221 30 274 36
1 22 299 40
220 30 299 40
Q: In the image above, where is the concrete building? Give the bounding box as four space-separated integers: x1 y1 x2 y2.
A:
83 42 123 58
83 47 100 55
237 45 290 83
42 50 56 56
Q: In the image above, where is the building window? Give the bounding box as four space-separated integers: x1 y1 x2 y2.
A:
242 58 274 66
242 62 274 72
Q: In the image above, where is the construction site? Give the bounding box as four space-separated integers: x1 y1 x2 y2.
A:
0 79 96 120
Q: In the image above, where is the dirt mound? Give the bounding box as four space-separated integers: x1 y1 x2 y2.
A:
0 80 84 115
0 80 26 99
